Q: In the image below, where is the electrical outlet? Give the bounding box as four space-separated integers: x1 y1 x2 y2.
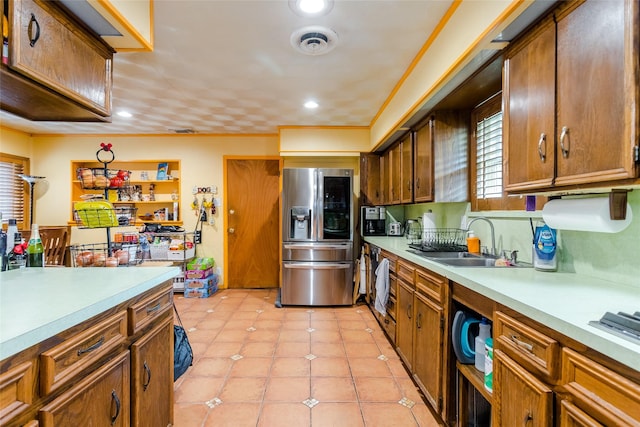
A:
194 231 202 244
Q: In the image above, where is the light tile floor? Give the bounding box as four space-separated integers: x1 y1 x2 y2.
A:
173 288 442 426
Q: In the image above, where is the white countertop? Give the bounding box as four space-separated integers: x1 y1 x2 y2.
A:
0 267 181 360
365 236 640 372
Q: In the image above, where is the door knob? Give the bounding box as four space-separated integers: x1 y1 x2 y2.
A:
228 227 235 234
229 209 235 215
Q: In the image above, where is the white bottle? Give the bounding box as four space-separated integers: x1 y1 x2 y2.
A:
6 218 17 255
475 318 491 372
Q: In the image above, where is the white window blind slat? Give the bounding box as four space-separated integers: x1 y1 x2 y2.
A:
476 111 503 200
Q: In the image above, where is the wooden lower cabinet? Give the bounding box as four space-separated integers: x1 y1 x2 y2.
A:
559 400 603 427
493 348 553 427
412 292 444 412
396 279 414 369
39 351 130 426
131 316 173 427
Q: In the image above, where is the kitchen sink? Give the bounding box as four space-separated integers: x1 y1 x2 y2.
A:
433 257 499 267
407 249 532 268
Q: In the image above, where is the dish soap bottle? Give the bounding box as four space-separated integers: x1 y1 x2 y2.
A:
533 220 557 271
27 224 45 267
475 318 491 372
467 231 480 254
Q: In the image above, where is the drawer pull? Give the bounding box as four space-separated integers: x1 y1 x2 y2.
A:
510 334 533 352
28 14 41 47
110 389 121 425
146 303 161 314
143 361 152 391
77 335 105 356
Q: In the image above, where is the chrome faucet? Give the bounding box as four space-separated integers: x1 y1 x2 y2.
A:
466 217 497 256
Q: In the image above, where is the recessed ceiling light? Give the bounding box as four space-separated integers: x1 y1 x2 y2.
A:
304 100 319 109
117 111 132 118
289 0 334 16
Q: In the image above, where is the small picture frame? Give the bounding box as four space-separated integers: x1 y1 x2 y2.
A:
156 162 169 180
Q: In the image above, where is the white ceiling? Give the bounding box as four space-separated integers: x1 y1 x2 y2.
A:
0 0 457 136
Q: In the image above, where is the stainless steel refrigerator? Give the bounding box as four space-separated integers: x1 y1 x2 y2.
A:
281 168 354 306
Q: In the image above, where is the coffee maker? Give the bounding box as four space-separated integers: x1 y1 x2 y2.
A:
361 206 386 236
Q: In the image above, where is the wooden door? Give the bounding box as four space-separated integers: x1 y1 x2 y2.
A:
226 158 280 288
400 135 413 204
555 0 638 186
131 316 173 427
503 18 556 192
395 280 414 370
413 121 434 202
412 292 443 412
493 349 553 427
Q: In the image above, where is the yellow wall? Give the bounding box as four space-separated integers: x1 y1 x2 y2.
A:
279 127 370 156
29 134 279 281
1 127 33 159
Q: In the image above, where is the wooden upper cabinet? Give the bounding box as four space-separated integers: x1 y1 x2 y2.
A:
554 0 638 186
2 0 114 121
414 120 434 202
504 0 639 192
503 17 556 192
388 143 402 205
360 153 383 206
400 134 413 204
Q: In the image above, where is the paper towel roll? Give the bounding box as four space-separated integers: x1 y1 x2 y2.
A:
422 210 436 230
542 197 633 233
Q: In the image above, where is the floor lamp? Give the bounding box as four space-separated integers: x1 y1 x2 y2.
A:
19 175 46 228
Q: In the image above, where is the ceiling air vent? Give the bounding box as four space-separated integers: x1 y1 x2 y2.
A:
290 26 339 56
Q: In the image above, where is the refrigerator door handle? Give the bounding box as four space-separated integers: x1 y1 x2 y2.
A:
283 263 351 269
283 243 351 250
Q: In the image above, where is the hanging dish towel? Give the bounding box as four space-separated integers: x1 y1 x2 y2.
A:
374 258 390 316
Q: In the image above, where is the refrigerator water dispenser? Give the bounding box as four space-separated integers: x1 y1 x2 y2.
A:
291 207 311 239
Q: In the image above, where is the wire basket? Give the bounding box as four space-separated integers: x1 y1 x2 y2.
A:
421 228 467 248
74 206 137 228
77 168 131 190
70 242 142 267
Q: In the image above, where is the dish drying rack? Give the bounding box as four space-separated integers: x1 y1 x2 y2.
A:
408 228 468 251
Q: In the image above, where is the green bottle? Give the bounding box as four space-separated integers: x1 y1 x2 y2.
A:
27 224 45 267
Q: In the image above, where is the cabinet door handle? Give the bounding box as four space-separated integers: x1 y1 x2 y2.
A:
28 14 40 47
537 133 547 162
560 126 570 158
510 334 534 352
523 412 533 426
110 389 121 425
416 177 420 190
146 303 161 314
143 361 152 391
77 335 105 356
416 312 422 329
407 303 412 319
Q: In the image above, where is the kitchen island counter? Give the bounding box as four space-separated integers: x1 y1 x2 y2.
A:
365 236 640 372
0 267 180 360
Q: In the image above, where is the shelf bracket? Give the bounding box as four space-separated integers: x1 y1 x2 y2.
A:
609 189 629 221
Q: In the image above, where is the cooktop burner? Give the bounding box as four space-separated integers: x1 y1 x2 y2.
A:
589 311 640 344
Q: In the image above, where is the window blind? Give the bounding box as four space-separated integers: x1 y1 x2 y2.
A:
475 111 503 199
0 155 27 224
